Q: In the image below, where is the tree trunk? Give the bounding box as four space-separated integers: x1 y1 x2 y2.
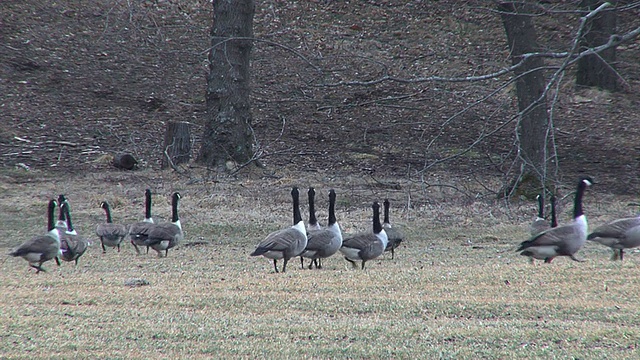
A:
576 0 621 92
499 2 554 197
197 0 255 170
162 121 192 169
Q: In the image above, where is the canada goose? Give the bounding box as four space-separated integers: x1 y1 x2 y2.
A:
530 194 548 236
587 206 640 261
59 202 89 266
144 192 183 258
300 189 343 269
251 187 308 273
340 201 388 270
129 189 154 255
516 177 593 263
382 199 404 259
96 201 128 253
524 195 558 264
9 199 61 273
307 187 322 232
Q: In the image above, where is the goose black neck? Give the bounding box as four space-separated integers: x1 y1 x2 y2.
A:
103 203 114 223
328 189 336 225
550 196 557 227
292 187 302 225
383 199 391 224
171 192 180 223
145 189 152 219
58 202 66 223
308 187 318 225
64 205 75 232
47 200 57 231
58 194 66 207
537 195 544 218
372 202 382 234
573 180 588 219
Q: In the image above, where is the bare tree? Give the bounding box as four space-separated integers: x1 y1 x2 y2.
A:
498 1 554 196
308 2 638 198
576 0 622 91
197 0 256 170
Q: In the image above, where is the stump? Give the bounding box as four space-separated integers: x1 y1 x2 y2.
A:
113 153 138 170
161 121 191 169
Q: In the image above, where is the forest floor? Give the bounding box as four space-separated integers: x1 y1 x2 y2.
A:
1 0 639 197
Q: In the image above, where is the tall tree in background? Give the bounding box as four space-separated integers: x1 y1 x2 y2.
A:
198 0 256 169
498 2 554 194
576 0 621 91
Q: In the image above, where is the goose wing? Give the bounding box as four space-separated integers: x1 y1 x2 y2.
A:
342 232 376 250
588 218 640 240
251 228 304 255
61 237 87 260
384 226 403 242
129 222 155 240
96 223 128 240
145 223 182 245
530 218 549 236
306 229 338 251
10 234 58 257
517 224 580 251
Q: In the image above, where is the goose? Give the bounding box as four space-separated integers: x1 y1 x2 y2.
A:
144 192 183 258
9 199 61 273
96 201 128 253
530 194 549 236
524 195 558 264
59 202 89 266
129 189 154 255
339 201 388 270
382 199 404 259
587 205 640 261
516 177 593 263
306 187 322 232
300 189 343 269
251 187 308 273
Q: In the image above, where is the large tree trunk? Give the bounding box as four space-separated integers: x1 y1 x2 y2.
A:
576 0 621 92
197 0 255 170
499 2 554 198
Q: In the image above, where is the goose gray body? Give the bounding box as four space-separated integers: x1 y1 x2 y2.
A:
300 189 342 269
382 199 403 259
251 187 307 273
59 202 89 265
96 201 128 253
129 189 154 254
517 178 593 264
530 194 549 236
144 192 183 257
9 199 61 273
588 216 640 261
340 202 388 270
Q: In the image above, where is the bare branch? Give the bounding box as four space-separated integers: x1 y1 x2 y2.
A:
203 36 322 72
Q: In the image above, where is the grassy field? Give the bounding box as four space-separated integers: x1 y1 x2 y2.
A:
1 169 640 359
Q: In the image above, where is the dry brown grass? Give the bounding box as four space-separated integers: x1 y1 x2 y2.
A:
2 169 640 358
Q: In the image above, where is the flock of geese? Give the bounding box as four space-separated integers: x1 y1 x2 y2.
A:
6 186 404 274
8 191 184 273
249 187 403 273
8 176 640 274
517 176 640 264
